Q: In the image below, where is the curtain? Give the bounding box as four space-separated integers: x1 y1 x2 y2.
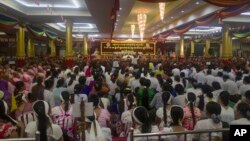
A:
203 0 250 7
27 26 45 37
195 14 218 26
173 23 194 35
0 14 18 28
219 4 250 18
233 31 250 38
46 31 57 40
138 0 177 3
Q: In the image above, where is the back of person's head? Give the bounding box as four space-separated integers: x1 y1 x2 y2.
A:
166 78 173 85
219 91 230 106
175 84 184 95
74 84 82 94
236 102 250 120
44 79 53 90
68 74 76 86
150 72 155 77
162 91 171 126
174 75 180 82
206 101 221 124
201 84 213 94
139 77 145 86
243 76 250 84
78 76 86 85
170 106 184 126
180 72 185 78
36 76 43 85
56 78 65 88
186 92 197 127
162 82 173 92
132 106 151 133
134 72 141 79
207 69 212 75
245 90 250 101
212 81 221 90
144 79 151 88
15 81 24 91
88 94 99 107
33 100 51 141
0 100 17 125
217 71 223 77
126 94 136 110
61 91 70 112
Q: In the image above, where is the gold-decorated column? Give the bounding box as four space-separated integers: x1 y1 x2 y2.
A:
179 35 185 58
65 19 73 67
83 35 88 56
205 39 210 57
49 40 56 57
27 38 35 57
222 26 232 58
16 26 26 67
191 40 195 57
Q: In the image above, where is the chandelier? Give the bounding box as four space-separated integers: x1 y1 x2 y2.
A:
131 24 135 38
159 3 165 21
137 13 147 41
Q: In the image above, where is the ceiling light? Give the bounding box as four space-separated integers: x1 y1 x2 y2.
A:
181 10 184 13
57 23 94 29
159 3 165 21
241 12 250 15
171 17 174 19
137 13 147 41
15 0 80 8
118 14 120 17
120 8 122 10
196 1 200 5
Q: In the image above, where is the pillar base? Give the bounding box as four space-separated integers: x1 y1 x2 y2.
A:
65 59 74 68
16 58 25 67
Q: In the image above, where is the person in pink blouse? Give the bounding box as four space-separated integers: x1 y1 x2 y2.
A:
182 92 201 130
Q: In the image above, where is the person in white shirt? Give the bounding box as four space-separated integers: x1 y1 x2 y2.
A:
186 78 202 97
193 102 224 141
211 81 223 102
172 67 180 77
214 72 224 88
194 68 206 84
222 75 239 95
67 74 78 94
231 102 250 125
43 79 55 107
239 76 250 97
130 72 141 93
172 75 184 88
218 91 235 124
205 69 215 87
149 72 161 92
172 84 186 107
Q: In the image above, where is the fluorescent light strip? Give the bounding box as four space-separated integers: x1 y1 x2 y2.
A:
57 23 94 29
15 0 80 8
241 12 250 15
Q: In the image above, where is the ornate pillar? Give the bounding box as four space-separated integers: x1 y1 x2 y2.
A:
16 26 25 67
205 39 210 57
83 35 88 56
191 40 195 57
49 39 56 57
65 19 73 67
222 26 232 58
27 38 35 57
179 35 185 58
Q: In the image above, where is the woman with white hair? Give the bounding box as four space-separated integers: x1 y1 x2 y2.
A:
25 100 63 141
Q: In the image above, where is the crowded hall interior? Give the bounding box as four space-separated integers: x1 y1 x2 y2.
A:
1 0 250 141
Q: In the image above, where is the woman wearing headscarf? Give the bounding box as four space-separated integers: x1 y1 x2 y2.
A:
25 100 63 141
182 92 201 130
156 91 172 129
85 114 111 141
0 100 25 139
88 95 111 128
161 105 191 141
121 94 136 137
51 91 74 141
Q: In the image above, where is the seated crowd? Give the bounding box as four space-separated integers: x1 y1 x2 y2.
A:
0 56 249 141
